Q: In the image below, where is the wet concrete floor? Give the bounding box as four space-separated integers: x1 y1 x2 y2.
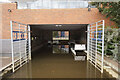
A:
7 45 113 78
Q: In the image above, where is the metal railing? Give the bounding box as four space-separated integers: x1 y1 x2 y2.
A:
87 20 105 73
10 21 31 72
17 0 91 9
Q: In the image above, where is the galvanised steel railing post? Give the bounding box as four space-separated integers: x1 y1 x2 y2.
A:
10 21 15 72
19 24 22 67
101 20 105 73
90 25 93 63
28 25 31 60
25 25 27 63
95 22 98 68
87 25 90 60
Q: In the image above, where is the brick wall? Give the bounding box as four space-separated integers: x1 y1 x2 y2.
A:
0 4 2 39
11 8 116 25
1 3 16 39
1 3 116 39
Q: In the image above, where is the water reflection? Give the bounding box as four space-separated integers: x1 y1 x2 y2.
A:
74 56 86 61
86 61 104 78
53 45 69 54
7 61 32 78
73 50 86 61
6 45 113 78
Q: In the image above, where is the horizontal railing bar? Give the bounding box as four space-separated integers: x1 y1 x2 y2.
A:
12 21 28 26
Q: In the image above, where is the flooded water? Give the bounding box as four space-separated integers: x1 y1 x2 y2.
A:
6 44 113 78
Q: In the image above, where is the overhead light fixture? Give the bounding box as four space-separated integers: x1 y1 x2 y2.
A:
56 25 59 27
59 25 62 27
8 9 12 12
55 25 62 27
88 5 91 11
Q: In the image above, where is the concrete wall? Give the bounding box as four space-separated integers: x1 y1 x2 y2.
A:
70 27 87 44
1 3 116 39
31 27 52 51
70 26 87 50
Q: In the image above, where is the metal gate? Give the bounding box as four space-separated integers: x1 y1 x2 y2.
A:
10 21 31 72
87 20 105 73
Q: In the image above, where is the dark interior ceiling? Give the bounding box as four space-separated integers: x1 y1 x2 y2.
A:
30 24 88 31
